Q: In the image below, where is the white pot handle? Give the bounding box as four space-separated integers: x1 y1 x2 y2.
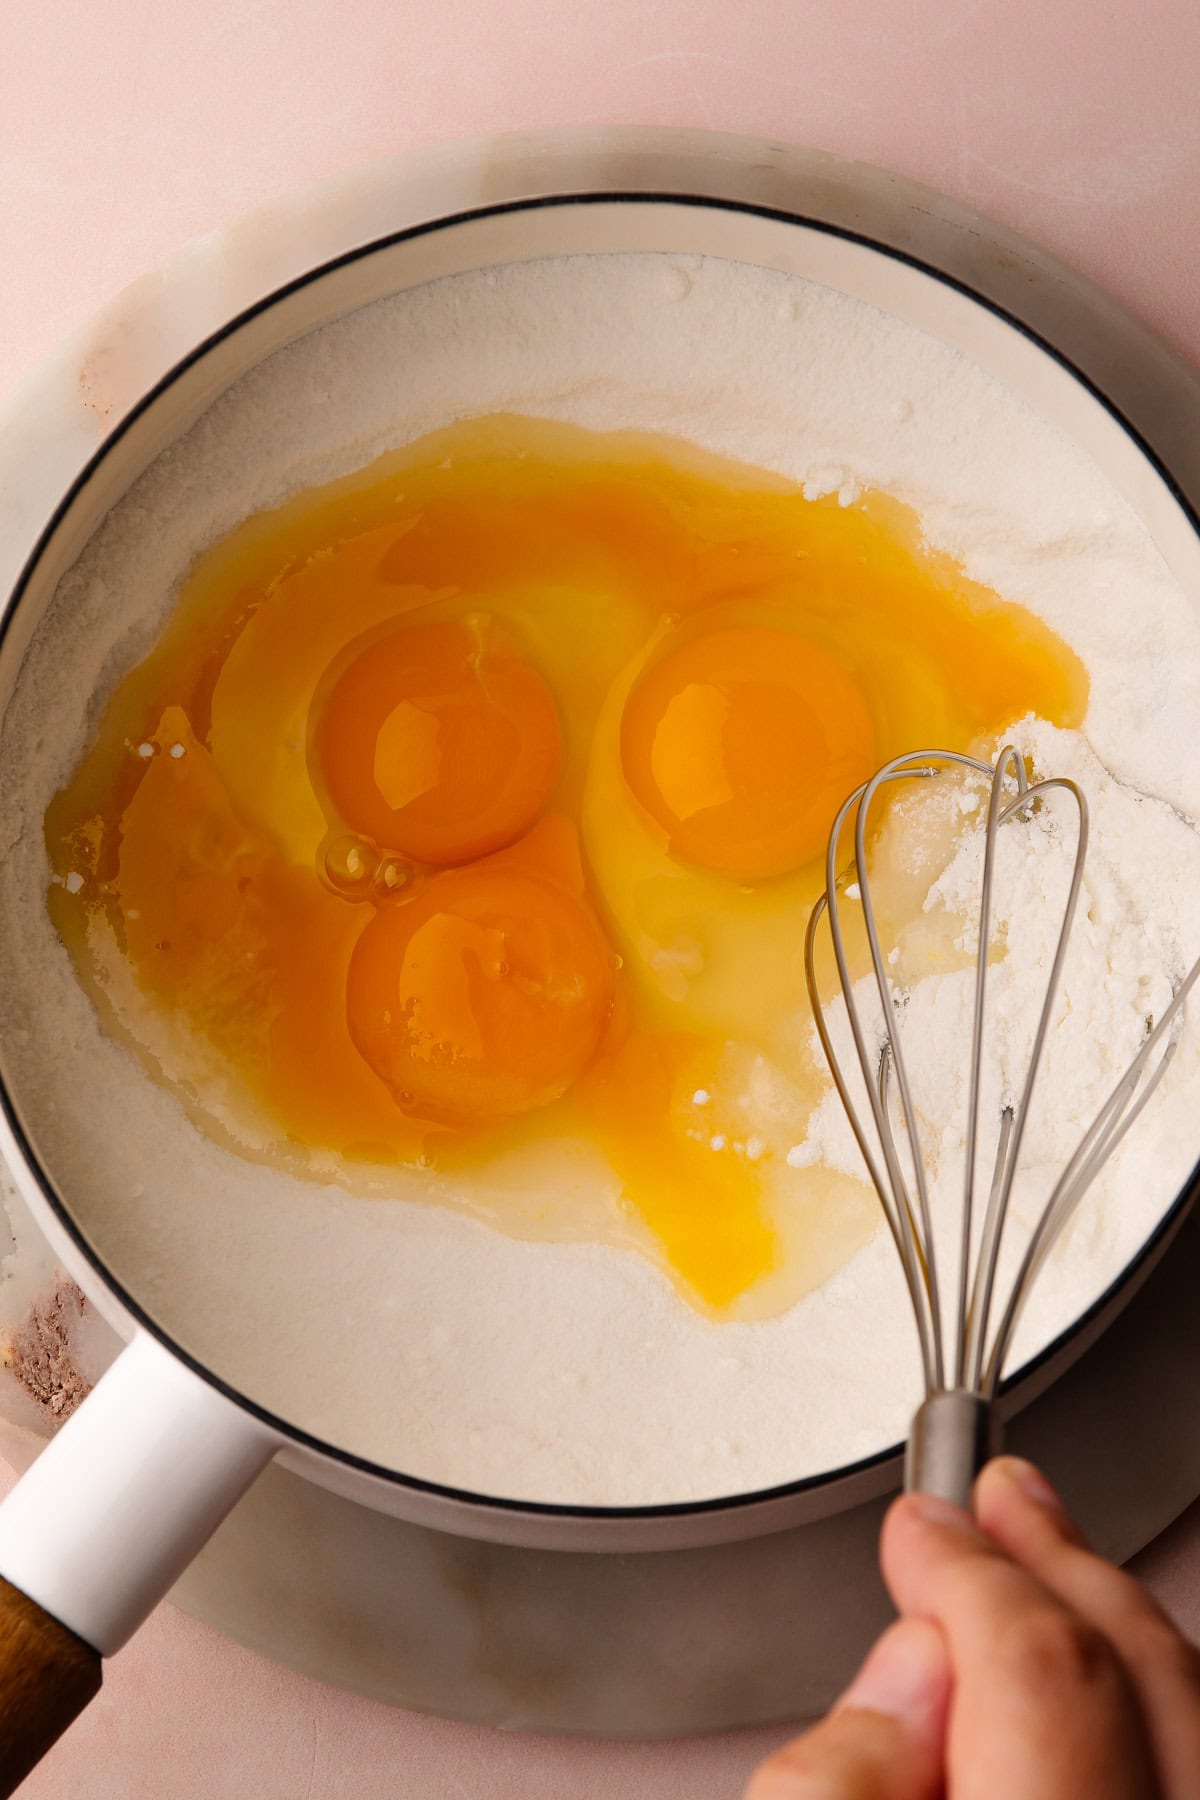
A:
0 1331 278 1789
0 1330 279 1655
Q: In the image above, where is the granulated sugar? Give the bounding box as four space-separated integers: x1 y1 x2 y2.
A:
2 251 1200 1503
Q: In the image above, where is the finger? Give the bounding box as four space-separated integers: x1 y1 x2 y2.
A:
976 1457 1200 1800
745 1618 949 1800
882 1491 1158 1798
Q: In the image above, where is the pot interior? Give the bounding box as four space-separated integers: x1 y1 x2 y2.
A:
2 194 1200 1530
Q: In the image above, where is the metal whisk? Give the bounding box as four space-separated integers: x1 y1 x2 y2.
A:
804 745 1200 1507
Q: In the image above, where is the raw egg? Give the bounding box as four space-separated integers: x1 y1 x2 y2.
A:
46 414 1088 1314
621 625 877 880
346 835 615 1125
311 617 563 871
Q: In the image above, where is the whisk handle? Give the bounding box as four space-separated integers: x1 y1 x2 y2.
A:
905 1390 1000 1509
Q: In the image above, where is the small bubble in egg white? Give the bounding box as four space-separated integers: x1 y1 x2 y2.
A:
709 1133 727 1152
692 1088 711 1107
135 741 157 760
320 833 376 897
169 742 186 759
373 857 408 897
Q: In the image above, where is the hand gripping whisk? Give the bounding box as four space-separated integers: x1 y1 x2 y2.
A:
804 745 1200 1508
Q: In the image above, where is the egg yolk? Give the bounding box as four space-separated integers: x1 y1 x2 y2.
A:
621 626 877 880
346 861 615 1124
312 618 561 867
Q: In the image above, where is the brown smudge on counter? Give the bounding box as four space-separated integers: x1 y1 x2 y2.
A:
4 1282 92 1424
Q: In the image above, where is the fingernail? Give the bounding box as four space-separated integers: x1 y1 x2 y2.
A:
903 1491 975 1531
837 1618 948 1724
993 1456 1066 1515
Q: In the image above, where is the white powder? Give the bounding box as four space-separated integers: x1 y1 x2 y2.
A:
2 251 1200 1505
804 722 1200 1353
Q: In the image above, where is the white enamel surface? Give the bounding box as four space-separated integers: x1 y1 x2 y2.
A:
0 1334 277 1653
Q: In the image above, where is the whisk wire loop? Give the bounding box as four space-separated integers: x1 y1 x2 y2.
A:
984 948 1200 1393
805 881 937 1388
963 765 1089 1391
958 745 1026 1385
854 760 949 1388
807 748 1003 1391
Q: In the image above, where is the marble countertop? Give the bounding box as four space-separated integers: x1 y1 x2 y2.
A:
4 0 1200 1792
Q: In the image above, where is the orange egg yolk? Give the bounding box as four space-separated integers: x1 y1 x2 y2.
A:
347 860 615 1124
312 618 562 868
621 626 877 880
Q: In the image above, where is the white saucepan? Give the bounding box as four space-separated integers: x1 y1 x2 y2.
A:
0 128 1198 1788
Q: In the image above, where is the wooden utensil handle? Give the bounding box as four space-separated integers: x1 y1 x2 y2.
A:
0 1576 101 1795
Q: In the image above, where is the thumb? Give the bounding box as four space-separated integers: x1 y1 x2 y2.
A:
745 1617 950 1800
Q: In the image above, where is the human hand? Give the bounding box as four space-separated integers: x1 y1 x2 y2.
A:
746 1455 1200 1798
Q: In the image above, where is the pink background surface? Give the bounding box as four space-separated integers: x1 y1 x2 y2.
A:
4 2 1200 1793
